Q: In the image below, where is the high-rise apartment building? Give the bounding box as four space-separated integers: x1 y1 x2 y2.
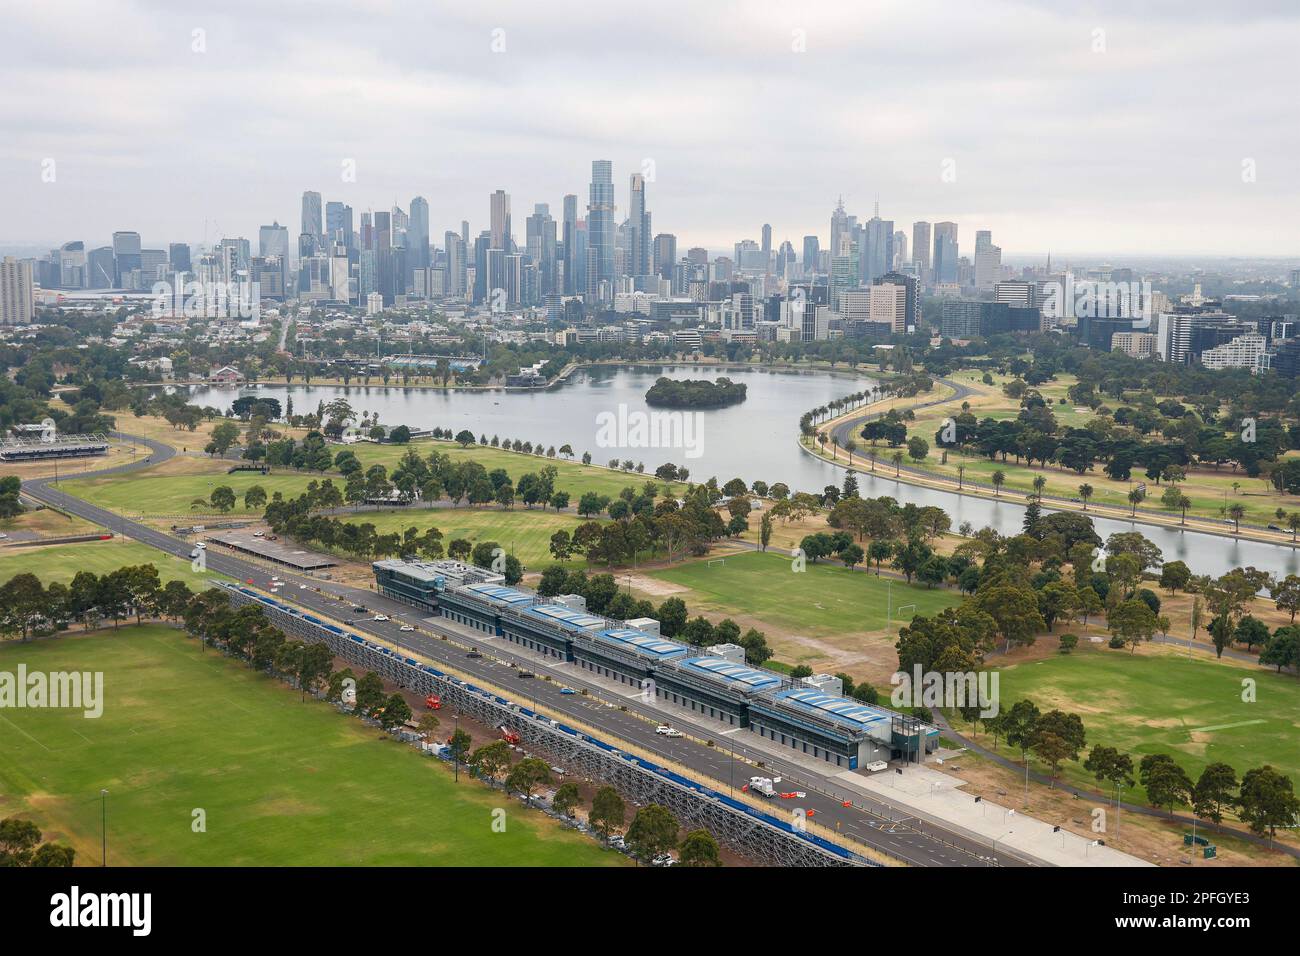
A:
300 191 323 253
1 257 35 325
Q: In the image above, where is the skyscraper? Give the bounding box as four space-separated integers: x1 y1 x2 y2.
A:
974 230 1001 290
259 222 290 291
653 233 677 280
490 189 511 251
802 236 820 275
861 206 894 285
587 160 615 298
111 231 141 286
0 257 34 325
933 222 959 285
912 221 931 281
300 191 323 254
561 194 578 294
408 196 430 282
627 173 651 278
830 198 850 260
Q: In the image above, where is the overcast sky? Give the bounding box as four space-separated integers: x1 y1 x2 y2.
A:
4 0 1300 259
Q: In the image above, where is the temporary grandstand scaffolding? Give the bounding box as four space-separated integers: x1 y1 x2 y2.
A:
222 583 869 867
0 432 110 462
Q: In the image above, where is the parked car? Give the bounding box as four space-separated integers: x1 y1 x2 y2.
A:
651 853 676 867
865 760 889 773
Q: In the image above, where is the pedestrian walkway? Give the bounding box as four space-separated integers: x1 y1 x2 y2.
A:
836 763 1151 867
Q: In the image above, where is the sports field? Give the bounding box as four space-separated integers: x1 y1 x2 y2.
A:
649 550 961 635
345 507 589 571
982 642 1300 802
0 538 215 588
0 627 621 866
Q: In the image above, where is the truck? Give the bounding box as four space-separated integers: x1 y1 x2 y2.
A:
498 725 521 745
746 776 777 798
424 694 442 710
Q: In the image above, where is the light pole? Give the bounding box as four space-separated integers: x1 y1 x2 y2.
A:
100 789 108 866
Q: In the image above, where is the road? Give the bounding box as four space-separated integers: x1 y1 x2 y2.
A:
23 434 1026 868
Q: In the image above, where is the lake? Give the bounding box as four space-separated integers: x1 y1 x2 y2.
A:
183 364 1300 580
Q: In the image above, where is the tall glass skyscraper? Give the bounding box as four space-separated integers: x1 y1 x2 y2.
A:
587 160 615 299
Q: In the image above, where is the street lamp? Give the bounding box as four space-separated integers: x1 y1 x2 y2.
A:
100 789 108 867
452 714 460 783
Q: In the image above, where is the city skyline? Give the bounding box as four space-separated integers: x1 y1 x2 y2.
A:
5 1 1300 256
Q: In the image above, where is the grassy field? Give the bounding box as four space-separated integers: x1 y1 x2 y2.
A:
973 641 1300 804
649 550 962 635
0 627 621 866
0 538 216 588
60 439 683 518
344 506 590 571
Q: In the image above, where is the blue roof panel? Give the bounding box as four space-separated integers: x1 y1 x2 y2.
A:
598 628 689 659
771 688 889 731
680 657 783 691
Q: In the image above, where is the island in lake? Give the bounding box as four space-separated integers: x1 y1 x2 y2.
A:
644 376 748 408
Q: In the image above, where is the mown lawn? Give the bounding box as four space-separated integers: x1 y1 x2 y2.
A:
0 627 622 866
649 550 961 634
970 642 1300 803
0 538 215 588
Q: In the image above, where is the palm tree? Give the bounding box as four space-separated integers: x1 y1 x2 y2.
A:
1177 494 1191 525
831 435 840 460
1078 483 1093 511
892 451 904 476
868 449 878 473
992 470 1006 496
957 463 965 490
845 439 857 465
1128 487 1144 516
1227 502 1246 533
1289 512 1300 543
1032 474 1047 501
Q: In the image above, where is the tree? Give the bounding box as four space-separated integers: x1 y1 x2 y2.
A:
1159 560 1191 594
1192 763 1238 827
209 485 237 513
209 419 241 456
1236 765 1300 840
1272 574 1300 624
972 585 1045 649
678 829 722 867
1084 745 1134 799
505 757 552 803
1227 502 1246 533
991 470 1006 496
625 803 679 864
1139 754 1193 812
376 692 412 731
243 484 268 511
552 781 581 818
1031 709 1087 781
1077 483 1092 510
589 785 626 839
1107 598 1162 653
1003 699 1041 765
471 740 513 780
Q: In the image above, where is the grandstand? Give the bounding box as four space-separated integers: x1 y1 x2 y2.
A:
373 558 939 771
0 432 110 462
